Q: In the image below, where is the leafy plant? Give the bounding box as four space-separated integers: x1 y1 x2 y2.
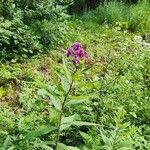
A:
5 43 97 149
0 0 69 61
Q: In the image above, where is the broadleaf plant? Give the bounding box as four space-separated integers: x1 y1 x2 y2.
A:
34 43 97 149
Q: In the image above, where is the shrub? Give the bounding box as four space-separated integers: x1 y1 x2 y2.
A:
0 17 42 62
0 0 69 61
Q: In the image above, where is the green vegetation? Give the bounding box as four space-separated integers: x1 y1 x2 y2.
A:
82 0 150 33
0 0 150 150
0 0 68 61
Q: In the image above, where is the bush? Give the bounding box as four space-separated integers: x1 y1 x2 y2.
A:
0 0 69 61
0 17 42 62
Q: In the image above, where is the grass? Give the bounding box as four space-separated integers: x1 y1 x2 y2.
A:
82 0 150 33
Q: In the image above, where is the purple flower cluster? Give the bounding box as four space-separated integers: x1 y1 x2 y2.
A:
66 42 88 65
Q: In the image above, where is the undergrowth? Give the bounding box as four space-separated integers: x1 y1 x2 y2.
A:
82 0 150 33
0 18 150 149
0 0 150 149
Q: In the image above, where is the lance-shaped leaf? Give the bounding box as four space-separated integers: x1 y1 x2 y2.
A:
100 130 112 147
67 96 90 105
48 94 62 112
61 77 70 93
71 121 98 126
34 141 54 150
57 143 80 150
37 89 48 98
60 114 76 131
34 141 55 150
38 87 62 111
1 135 12 150
24 126 56 140
62 57 72 83
60 114 98 131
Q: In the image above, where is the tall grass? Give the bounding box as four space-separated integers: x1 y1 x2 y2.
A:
82 0 150 33
128 0 150 33
102 0 127 24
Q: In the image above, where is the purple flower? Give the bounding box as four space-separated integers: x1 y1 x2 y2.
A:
73 57 79 65
79 50 88 59
66 42 88 65
71 42 82 51
66 48 72 57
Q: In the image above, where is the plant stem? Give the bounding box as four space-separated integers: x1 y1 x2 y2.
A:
54 80 73 150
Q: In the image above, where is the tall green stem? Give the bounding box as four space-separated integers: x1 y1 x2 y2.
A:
54 80 74 150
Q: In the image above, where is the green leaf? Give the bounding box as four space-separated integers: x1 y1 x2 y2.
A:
61 77 70 93
2 136 12 150
37 89 48 98
34 141 55 150
35 143 53 150
67 99 87 105
37 88 62 111
7 147 14 150
41 146 53 150
60 115 76 131
57 143 80 150
24 126 56 140
71 121 98 126
48 86 61 98
80 132 90 140
60 124 71 131
61 114 76 124
57 143 68 150
48 94 62 111
67 146 80 150
68 96 90 100
129 112 137 118
116 141 131 149
60 115 98 131
67 96 89 105
118 147 130 150
100 130 112 147
62 57 72 83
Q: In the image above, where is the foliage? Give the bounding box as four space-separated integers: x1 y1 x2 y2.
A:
0 0 150 61
0 17 42 62
0 0 69 61
69 0 139 14
0 1 150 149
128 0 150 33
82 0 150 33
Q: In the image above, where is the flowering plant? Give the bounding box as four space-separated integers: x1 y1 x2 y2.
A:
66 42 88 65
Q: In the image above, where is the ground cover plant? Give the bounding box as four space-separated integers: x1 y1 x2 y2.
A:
0 0 150 150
